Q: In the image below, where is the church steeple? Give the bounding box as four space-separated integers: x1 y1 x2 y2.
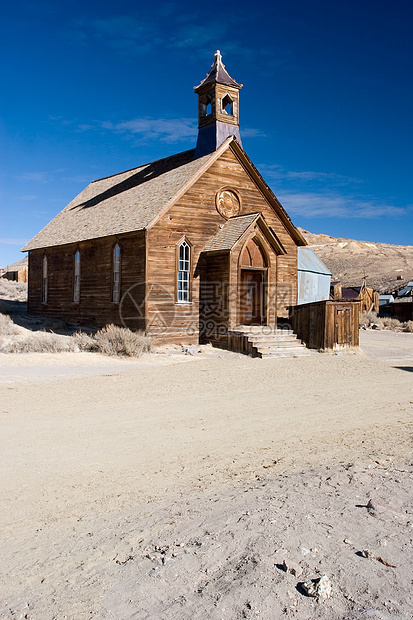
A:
194 51 243 158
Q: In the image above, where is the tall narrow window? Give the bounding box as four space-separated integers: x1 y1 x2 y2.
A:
178 240 190 302
112 243 121 303
42 254 48 303
74 250 80 303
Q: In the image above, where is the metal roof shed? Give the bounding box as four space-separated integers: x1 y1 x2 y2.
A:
297 247 332 305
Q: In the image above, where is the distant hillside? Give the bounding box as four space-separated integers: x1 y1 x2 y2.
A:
298 228 413 293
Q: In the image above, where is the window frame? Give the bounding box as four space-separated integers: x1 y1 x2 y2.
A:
73 249 81 304
176 238 192 303
112 242 121 303
42 254 48 304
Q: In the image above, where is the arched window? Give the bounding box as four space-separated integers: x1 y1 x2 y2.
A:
112 243 121 303
177 240 190 302
42 254 48 303
73 250 80 303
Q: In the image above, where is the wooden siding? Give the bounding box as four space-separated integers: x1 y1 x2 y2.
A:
27 231 146 330
199 251 230 346
289 300 359 350
146 148 298 343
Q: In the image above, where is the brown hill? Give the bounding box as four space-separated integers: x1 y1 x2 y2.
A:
298 228 413 293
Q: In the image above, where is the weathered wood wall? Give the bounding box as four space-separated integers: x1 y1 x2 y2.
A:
146 147 298 344
27 231 146 330
289 300 359 350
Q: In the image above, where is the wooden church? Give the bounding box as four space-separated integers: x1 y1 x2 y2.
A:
24 51 310 355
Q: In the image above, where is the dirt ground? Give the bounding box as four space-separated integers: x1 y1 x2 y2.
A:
0 331 412 619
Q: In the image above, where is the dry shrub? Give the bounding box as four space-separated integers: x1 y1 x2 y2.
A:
359 311 378 327
402 320 413 333
380 317 401 329
93 324 152 357
73 331 97 351
0 279 27 301
0 313 21 335
0 332 77 354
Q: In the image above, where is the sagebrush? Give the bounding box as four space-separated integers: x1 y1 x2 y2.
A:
92 324 152 357
0 332 77 354
0 279 27 301
0 313 21 336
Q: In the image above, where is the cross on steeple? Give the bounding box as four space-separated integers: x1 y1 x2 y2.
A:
194 51 243 158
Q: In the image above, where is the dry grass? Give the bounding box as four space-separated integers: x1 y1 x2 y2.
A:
359 311 378 327
0 312 151 357
360 311 405 331
402 320 413 333
0 279 27 301
92 324 152 357
0 332 78 354
378 316 401 329
0 313 21 336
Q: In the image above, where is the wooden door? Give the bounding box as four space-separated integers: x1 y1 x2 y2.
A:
335 306 352 345
239 270 263 325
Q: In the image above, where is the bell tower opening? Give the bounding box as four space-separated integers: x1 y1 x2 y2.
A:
194 50 243 158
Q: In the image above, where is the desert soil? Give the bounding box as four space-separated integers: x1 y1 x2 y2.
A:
1 332 412 619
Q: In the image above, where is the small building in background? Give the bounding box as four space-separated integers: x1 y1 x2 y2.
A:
379 294 395 306
1 257 28 282
339 285 379 313
394 281 413 298
297 247 331 305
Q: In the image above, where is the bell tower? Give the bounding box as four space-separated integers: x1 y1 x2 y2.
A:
194 51 243 158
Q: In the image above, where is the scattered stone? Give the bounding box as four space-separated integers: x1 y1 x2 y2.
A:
282 559 303 578
299 547 310 556
183 345 201 356
301 575 332 599
360 549 374 558
343 538 353 545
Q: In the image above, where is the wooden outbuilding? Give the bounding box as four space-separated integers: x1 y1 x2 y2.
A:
1 257 28 283
289 300 360 350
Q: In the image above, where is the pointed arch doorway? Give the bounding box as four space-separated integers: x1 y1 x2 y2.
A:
239 237 268 325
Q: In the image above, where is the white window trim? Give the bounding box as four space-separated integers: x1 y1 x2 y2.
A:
177 240 191 303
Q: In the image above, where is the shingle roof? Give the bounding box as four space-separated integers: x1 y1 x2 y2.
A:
23 149 212 251
194 50 243 91
202 213 260 252
5 256 28 270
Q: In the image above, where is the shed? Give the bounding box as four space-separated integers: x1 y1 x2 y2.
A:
1 257 28 282
297 247 331 305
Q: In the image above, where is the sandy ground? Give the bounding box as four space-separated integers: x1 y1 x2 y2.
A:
0 331 412 619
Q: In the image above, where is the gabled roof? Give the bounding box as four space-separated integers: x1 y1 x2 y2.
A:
202 212 286 255
23 137 306 251
194 50 243 91
23 149 212 251
203 213 260 252
5 256 28 271
298 247 331 276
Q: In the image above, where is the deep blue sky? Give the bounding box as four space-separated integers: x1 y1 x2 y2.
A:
1 0 412 266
